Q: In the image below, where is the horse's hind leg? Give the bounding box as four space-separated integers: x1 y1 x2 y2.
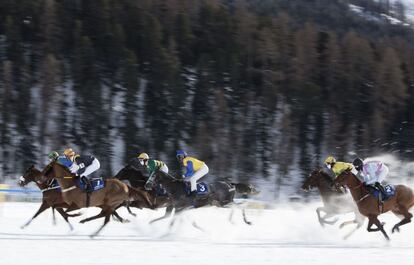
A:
21 201 50 229
242 208 252 225
52 207 57 225
79 209 107 224
392 207 412 233
368 215 390 241
112 210 130 223
126 205 137 217
150 205 174 224
65 203 80 213
91 213 111 238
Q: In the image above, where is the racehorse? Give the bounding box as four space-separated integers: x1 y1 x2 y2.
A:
113 164 173 220
144 170 253 225
302 169 364 238
114 164 254 224
18 165 80 230
41 161 153 236
334 169 414 240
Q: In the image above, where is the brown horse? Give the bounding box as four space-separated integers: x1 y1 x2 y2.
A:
41 161 153 236
18 165 80 230
302 169 364 238
334 169 414 240
113 164 173 222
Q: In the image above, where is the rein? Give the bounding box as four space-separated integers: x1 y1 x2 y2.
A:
343 173 372 204
61 186 77 193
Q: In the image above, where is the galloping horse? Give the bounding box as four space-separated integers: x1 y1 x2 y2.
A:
334 169 414 240
113 165 173 221
115 164 254 225
41 161 152 236
302 169 364 238
18 165 80 230
144 171 253 224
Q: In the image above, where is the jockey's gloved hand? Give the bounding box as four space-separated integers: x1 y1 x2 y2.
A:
145 181 153 190
69 163 79 174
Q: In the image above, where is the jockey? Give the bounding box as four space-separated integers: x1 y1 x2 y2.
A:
63 148 100 191
48 151 73 168
324 156 358 177
353 158 389 201
48 151 59 161
137 152 169 177
176 150 209 197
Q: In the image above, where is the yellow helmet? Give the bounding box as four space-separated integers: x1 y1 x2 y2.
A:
138 153 149 160
64 148 76 159
324 156 336 164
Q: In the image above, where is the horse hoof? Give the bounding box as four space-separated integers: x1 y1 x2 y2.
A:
392 226 400 233
122 219 130 224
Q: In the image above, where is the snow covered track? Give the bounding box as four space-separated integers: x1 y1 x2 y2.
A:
2 202 414 265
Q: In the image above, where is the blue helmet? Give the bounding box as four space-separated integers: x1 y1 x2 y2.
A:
176 150 187 160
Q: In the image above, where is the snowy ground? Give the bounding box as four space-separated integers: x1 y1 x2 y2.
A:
1 201 414 265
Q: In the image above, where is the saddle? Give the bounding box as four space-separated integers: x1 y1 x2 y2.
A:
76 177 105 192
368 184 395 202
183 182 209 196
76 177 105 207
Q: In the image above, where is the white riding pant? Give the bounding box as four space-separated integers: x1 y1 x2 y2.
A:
185 164 209 192
82 159 101 179
160 164 169 174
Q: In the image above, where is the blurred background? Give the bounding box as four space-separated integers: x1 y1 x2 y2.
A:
1 0 414 199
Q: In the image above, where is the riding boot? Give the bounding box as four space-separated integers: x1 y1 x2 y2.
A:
374 182 386 201
81 176 92 193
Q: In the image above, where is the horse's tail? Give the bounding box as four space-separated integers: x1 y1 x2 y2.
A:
128 186 154 209
231 183 260 196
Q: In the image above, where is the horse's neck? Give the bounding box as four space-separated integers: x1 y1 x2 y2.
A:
30 171 49 189
52 165 76 188
35 180 49 189
159 176 182 193
346 174 365 201
127 170 147 187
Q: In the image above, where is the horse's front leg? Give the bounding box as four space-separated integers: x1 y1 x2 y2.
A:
55 207 75 231
150 205 174 224
367 215 390 240
21 200 50 229
316 207 338 226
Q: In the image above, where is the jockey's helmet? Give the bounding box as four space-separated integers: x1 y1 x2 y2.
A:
324 156 336 169
352 158 364 171
64 148 76 161
138 153 149 166
176 150 187 161
48 151 59 161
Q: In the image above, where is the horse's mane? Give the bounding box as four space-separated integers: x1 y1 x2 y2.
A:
313 168 334 184
42 161 72 177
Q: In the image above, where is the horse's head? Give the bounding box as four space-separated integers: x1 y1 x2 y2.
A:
19 165 43 187
302 169 327 191
114 164 146 181
233 183 260 196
